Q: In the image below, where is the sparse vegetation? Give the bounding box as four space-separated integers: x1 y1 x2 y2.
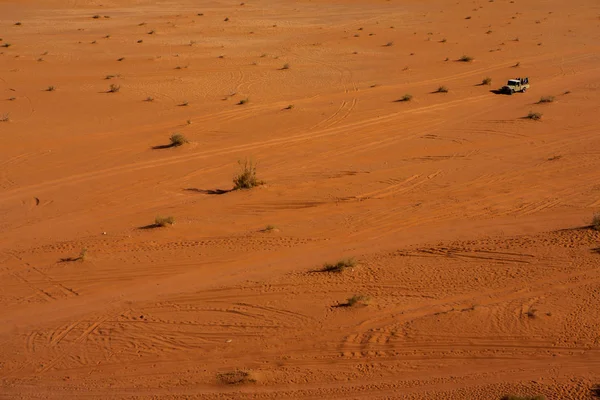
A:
154 216 175 227
217 370 255 385
384 41 394 47
169 133 188 146
525 307 538 319
281 63 290 70
46 86 55 92
526 111 543 120
514 61 520 67
238 98 249 105
60 248 88 262
436 86 449 93
397 94 413 102
592 213 600 231
92 15 101 19
458 55 473 62
320 258 356 273
538 96 555 103
284 104 294 110
233 159 263 190
108 84 120 93
180 101 189 106
1 43 11 48
440 38 447 43
145 96 154 102
482 77 492 85
344 294 370 307
1 113 10 122
117 57 125 61
262 225 276 232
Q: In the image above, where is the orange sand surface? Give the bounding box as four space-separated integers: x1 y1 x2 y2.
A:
1 0 600 398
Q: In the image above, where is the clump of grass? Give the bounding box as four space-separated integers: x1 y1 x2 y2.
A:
15 22 22 26
46 86 55 92
108 84 120 93
440 38 447 43
117 57 125 62
262 225 276 232
154 216 175 227
284 104 294 110
514 61 520 67
500 396 545 400
148 30 156 35
1 43 12 48
397 94 413 102
60 248 88 262
526 111 542 120
238 98 249 105
436 86 449 93
281 63 290 70
458 55 473 62
384 41 394 47
538 96 555 103
92 15 101 19
145 96 154 102
320 258 356 273
465 15 472 19
592 213 600 231
1 113 10 122
344 294 370 307
169 133 188 146
233 159 263 190
217 370 255 385
180 101 189 106
482 76 492 85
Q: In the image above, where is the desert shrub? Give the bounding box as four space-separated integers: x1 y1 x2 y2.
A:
321 258 356 273
92 15 100 19
233 159 263 190
217 370 255 385
108 84 120 93
145 96 154 102
46 86 55 92
154 216 175 227
169 133 188 146
117 57 125 61
384 41 394 46
526 111 542 120
538 96 554 103
436 86 449 93
345 295 370 307
458 55 473 62
281 63 290 70
592 213 600 231
262 225 276 232
398 94 413 102
1 43 12 48
0 113 9 122
514 61 520 67
238 98 249 105
482 77 492 85
284 104 294 110
440 38 447 43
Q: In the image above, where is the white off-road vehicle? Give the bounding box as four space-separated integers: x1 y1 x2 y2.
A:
501 77 530 94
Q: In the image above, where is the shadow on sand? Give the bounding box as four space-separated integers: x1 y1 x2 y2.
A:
184 188 232 195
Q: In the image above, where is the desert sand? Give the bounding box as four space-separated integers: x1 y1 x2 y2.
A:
1 0 600 398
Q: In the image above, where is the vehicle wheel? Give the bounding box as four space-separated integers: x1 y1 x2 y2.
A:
509 89 514 95
522 87 527 93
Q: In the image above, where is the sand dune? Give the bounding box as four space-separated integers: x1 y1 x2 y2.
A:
1 0 599 398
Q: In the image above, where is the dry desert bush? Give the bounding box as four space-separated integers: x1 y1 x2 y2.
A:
526 111 542 120
169 133 188 146
154 216 175 227
217 370 255 385
345 294 370 307
482 77 492 85
436 85 449 93
397 94 413 102
538 96 555 103
458 55 473 62
233 159 263 190
320 259 356 273
592 213 600 231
